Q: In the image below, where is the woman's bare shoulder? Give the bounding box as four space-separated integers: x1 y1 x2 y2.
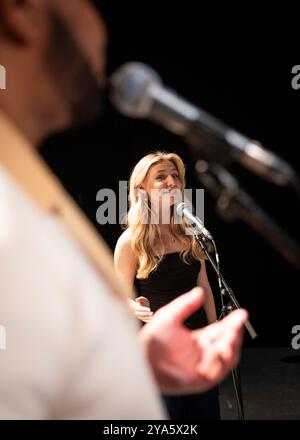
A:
116 228 133 246
114 228 135 258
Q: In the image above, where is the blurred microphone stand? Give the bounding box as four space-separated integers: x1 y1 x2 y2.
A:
194 162 300 272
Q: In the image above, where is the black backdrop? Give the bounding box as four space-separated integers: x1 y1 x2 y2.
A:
41 4 300 347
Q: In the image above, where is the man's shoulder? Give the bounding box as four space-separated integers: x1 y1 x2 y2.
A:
0 166 127 312
0 166 109 301
0 166 37 246
0 165 39 217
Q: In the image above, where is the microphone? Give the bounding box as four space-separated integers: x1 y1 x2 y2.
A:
110 62 294 187
176 202 213 241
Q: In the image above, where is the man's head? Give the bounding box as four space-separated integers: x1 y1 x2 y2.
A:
0 0 108 144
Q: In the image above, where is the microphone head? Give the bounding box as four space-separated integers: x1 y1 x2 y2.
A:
175 202 186 217
110 62 161 118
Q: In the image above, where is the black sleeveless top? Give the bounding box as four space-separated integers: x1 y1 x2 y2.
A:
134 252 208 330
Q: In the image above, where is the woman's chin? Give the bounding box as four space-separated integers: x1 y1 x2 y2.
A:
160 196 175 206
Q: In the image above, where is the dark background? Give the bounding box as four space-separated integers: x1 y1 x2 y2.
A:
41 4 300 347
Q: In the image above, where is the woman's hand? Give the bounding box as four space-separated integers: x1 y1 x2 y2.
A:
129 297 153 323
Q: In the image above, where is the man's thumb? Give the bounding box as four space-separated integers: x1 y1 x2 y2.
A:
160 287 205 324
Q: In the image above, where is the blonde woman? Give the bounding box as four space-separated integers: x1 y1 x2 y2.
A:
114 151 220 420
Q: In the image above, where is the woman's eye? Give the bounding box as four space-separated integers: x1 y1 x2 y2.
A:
156 175 165 180
172 174 179 179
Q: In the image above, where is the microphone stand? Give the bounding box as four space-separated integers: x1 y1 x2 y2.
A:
194 232 257 420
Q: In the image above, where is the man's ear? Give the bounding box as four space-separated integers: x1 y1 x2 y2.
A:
0 0 46 45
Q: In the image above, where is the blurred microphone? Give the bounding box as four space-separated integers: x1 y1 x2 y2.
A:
110 62 294 187
176 202 213 240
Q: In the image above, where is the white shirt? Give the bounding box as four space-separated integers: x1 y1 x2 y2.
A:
0 166 165 419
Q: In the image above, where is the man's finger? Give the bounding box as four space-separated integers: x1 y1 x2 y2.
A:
220 309 248 334
215 310 248 363
193 309 248 386
158 287 205 324
193 309 248 344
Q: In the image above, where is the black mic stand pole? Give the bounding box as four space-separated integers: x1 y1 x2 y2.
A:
194 232 257 420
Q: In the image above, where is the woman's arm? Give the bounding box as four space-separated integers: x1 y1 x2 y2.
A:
197 260 218 324
114 229 138 291
114 229 153 322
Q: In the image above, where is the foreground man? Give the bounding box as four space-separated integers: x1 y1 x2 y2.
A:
0 0 247 419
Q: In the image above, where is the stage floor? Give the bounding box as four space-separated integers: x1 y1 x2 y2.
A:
220 347 300 420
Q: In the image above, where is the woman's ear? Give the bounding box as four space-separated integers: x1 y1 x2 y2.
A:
0 0 45 46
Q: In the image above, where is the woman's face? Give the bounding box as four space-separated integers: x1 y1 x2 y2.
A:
142 160 182 207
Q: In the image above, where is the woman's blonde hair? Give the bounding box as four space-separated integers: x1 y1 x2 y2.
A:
126 151 206 279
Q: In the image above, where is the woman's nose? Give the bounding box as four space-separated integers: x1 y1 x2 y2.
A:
166 175 176 187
